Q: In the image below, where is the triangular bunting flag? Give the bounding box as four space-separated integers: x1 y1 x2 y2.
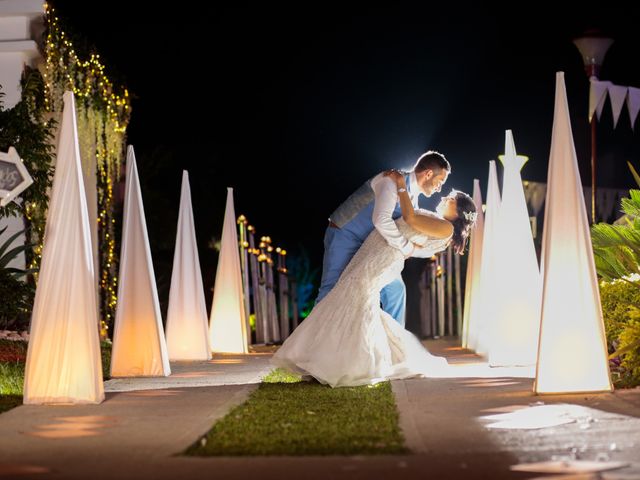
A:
608 84 628 129
589 79 610 122
627 86 640 130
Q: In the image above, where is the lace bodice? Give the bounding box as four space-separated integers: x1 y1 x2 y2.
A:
396 215 442 249
337 212 452 294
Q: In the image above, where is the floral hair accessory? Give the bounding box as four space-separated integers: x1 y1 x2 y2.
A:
463 210 477 223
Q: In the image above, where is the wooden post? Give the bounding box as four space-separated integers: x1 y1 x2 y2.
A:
420 261 431 337
276 248 290 340
446 246 453 336
248 226 268 344
590 116 597 223
430 258 437 337
237 215 253 344
291 279 299 330
257 249 271 343
261 236 280 343
437 256 445 337
454 251 462 338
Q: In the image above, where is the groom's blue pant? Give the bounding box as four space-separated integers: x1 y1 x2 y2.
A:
316 226 406 326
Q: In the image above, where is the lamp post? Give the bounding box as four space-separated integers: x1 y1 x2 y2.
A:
573 31 613 223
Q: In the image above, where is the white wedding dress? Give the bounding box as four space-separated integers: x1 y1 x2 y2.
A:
271 214 451 387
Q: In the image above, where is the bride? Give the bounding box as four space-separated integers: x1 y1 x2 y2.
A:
271 171 477 387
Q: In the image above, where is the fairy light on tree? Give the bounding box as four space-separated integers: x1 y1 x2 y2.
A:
41 3 131 337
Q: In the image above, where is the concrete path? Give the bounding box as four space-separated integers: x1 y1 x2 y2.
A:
104 350 273 392
393 339 640 480
0 353 273 479
0 340 638 480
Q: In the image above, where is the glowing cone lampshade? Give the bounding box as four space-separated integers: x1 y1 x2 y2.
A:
23 91 104 404
488 130 542 366
110 146 171 377
165 171 211 360
534 73 612 394
462 179 484 349
209 188 249 353
471 161 501 355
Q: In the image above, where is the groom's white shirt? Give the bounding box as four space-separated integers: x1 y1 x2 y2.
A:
371 171 433 259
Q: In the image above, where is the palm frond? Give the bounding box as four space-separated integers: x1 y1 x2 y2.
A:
0 229 26 260
628 161 640 189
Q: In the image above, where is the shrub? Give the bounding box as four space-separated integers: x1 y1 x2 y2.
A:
0 269 34 331
599 279 640 387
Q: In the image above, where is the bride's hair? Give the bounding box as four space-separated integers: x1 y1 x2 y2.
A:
449 191 477 255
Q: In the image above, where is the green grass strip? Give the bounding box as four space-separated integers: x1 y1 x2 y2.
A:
262 367 303 384
0 362 24 413
185 369 408 456
0 362 24 396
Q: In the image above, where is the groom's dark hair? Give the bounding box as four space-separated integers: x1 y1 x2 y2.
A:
414 151 450 174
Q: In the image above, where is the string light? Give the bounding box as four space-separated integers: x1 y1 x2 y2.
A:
42 3 131 337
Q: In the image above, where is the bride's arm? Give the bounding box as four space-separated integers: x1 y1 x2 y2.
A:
385 171 453 239
399 191 452 239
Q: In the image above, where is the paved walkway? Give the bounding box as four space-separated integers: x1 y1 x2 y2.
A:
0 340 638 480
394 339 640 480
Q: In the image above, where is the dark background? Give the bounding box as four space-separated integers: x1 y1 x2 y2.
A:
52 3 640 304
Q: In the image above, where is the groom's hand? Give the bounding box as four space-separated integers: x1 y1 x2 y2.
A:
383 169 401 175
382 169 405 188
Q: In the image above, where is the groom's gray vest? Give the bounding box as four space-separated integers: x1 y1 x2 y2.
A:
328 173 411 242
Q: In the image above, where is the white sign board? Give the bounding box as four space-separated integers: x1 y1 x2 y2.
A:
0 147 33 206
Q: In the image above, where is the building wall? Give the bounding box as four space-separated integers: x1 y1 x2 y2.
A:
0 0 45 270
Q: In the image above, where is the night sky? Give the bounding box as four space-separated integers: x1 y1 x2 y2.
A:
53 3 640 301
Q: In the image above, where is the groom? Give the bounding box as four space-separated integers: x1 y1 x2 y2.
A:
317 151 451 326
